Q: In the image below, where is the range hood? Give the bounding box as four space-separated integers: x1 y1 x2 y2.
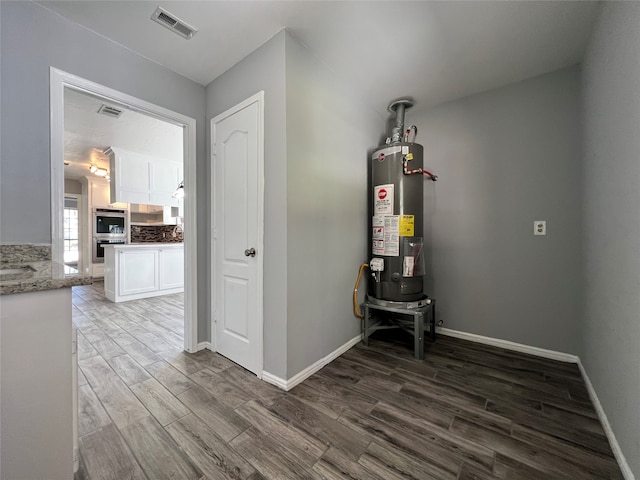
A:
130 204 181 226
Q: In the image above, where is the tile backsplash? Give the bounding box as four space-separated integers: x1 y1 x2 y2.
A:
131 225 183 243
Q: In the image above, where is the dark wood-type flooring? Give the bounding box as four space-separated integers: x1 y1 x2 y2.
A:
73 282 623 479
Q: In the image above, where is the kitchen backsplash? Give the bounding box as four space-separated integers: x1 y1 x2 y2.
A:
131 225 183 243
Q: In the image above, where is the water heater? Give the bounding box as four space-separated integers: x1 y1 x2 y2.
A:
368 99 436 304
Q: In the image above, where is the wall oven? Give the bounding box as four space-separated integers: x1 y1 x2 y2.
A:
93 208 127 236
92 238 127 263
92 208 128 263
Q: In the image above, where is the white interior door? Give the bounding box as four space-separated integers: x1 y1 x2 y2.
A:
212 92 264 376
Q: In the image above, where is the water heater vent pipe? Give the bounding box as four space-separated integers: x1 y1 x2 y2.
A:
388 98 414 143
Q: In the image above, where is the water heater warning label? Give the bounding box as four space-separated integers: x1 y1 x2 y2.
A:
372 215 399 256
399 215 415 237
374 184 394 216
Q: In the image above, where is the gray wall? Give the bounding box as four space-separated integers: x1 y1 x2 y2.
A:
581 2 640 475
206 31 288 377
0 1 209 341
64 179 82 195
205 30 383 378
284 32 382 377
407 66 583 354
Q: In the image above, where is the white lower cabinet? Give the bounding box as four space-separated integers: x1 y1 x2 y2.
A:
104 244 183 302
159 247 184 290
119 249 159 296
92 262 105 278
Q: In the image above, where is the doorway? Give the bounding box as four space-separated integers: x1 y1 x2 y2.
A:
50 68 198 352
211 92 264 375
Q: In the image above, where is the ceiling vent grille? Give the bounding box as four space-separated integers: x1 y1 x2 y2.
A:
97 104 123 118
151 7 197 39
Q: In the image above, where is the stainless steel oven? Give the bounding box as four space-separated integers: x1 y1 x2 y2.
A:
92 208 127 263
92 238 127 263
93 208 127 236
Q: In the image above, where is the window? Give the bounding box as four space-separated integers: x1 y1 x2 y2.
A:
64 197 79 265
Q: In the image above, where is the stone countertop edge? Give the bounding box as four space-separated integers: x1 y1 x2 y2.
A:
105 242 185 248
0 261 92 296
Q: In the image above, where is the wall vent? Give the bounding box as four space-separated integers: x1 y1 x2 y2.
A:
151 7 197 39
97 104 123 118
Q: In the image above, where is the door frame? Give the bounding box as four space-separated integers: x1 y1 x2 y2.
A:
50 67 199 353
210 91 265 376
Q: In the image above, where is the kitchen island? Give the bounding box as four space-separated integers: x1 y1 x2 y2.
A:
103 243 184 302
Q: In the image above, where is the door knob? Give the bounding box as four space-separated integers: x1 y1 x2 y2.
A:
244 248 256 257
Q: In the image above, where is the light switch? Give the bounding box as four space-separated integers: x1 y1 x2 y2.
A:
534 220 546 236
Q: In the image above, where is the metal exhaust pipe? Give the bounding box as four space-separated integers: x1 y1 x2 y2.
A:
388 98 414 143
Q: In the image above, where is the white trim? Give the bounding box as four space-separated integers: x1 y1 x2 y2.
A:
49 67 198 353
436 327 579 363
210 91 265 374
263 334 363 391
261 371 288 390
50 71 65 269
577 361 636 480
196 341 213 352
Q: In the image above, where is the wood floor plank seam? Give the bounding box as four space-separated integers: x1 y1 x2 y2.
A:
74 282 624 480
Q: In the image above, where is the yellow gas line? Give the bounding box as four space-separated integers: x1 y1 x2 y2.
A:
353 263 369 318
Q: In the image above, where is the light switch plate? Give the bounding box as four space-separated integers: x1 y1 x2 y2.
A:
534 220 546 236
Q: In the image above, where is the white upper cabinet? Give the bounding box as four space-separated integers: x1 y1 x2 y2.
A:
109 148 151 204
85 176 127 209
151 161 182 207
90 178 111 208
107 147 182 207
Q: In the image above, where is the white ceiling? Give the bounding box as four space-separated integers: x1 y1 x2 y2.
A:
64 88 183 180
39 1 600 116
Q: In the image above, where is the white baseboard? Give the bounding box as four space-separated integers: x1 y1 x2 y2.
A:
261 371 288 390
262 334 363 391
436 327 579 363
577 361 636 480
437 326 634 479
195 341 213 352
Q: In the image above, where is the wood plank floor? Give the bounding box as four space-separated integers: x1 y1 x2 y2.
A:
73 282 623 479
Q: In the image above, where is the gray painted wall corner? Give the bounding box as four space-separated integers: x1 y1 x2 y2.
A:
581 1 640 476
283 31 382 377
206 30 288 378
408 65 583 355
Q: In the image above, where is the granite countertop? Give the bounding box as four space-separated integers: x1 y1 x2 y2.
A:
105 242 185 248
0 244 93 295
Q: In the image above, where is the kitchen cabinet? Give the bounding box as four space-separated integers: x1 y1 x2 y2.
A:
86 176 127 209
104 243 183 302
108 147 152 205
0 288 75 479
107 147 182 207
119 248 159 296
151 162 182 207
130 204 181 226
90 178 110 207
92 263 104 278
159 247 184 290
130 203 164 214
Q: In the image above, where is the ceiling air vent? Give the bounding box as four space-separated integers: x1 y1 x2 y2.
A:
151 7 197 39
97 104 123 118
